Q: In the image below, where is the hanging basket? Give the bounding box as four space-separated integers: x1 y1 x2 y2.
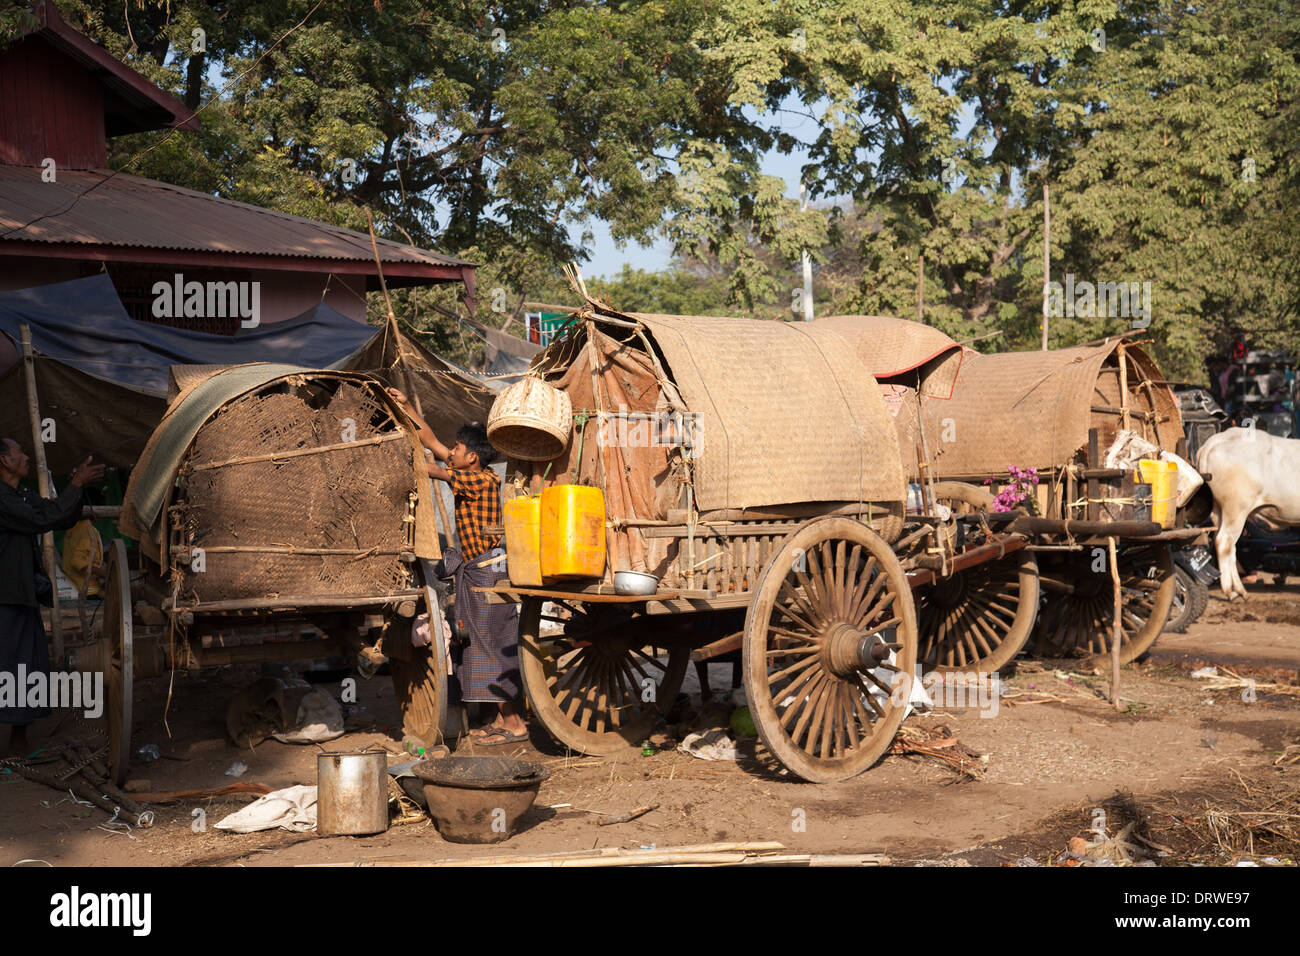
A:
487 376 572 461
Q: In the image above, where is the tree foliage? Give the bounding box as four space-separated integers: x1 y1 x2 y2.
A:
45 0 1300 377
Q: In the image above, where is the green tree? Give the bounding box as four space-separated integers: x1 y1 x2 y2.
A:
1047 0 1300 376
62 1 797 301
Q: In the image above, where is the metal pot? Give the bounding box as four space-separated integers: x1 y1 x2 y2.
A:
412 756 549 844
317 750 388 836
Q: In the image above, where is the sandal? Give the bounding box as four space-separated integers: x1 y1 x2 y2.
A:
472 727 529 747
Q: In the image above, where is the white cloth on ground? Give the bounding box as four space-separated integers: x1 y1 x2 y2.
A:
214 785 318 833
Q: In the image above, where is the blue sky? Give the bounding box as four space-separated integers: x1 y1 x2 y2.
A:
579 99 822 279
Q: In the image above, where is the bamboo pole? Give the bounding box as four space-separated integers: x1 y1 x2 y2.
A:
20 325 62 665
188 432 406 472
303 841 790 867
365 209 452 559
1117 342 1131 434
1109 535 1122 710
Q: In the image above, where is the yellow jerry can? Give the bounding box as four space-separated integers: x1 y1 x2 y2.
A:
1137 458 1178 530
540 485 606 581
503 495 543 587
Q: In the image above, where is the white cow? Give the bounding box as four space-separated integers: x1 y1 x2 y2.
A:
1197 427 1300 600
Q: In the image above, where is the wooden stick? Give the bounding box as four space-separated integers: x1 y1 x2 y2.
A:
365 209 399 324
366 209 452 560
1109 535 1122 709
596 803 659 826
20 325 61 665
81 505 121 520
302 841 788 868
187 432 405 471
172 545 404 557
405 371 452 560
133 782 274 804
1118 342 1131 434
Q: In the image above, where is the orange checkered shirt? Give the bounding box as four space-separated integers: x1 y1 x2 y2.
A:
449 468 502 561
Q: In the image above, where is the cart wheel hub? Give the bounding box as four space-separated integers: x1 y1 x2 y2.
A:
1073 574 1105 598
931 572 968 608
825 622 892 677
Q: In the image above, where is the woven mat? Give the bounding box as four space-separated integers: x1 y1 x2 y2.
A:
630 313 905 512
817 315 966 399
921 341 1182 478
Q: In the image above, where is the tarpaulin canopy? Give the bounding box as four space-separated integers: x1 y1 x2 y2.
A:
0 276 496 472
0 274 378 397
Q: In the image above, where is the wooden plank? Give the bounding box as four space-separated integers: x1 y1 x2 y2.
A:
473 583 713 603
303 841 789 868
645 592 752 615
677 502 879 523
168 590 423 614
194 638 345 667
172 545 407 557
1086 428 1100 522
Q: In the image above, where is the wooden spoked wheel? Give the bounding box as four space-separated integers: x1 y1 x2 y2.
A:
104 539 133 788
743 516 918 783
519 597 690 755
916 482 1040 674
1033 544 1176 666
389 560 449 747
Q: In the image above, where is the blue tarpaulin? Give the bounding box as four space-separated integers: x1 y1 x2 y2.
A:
0 274 379 397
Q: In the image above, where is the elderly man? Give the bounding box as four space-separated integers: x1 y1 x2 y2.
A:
0 439 103 758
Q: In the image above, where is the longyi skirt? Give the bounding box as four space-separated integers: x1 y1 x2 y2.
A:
0 604 51 725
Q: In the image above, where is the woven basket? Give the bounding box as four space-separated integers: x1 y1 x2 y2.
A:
488 376 572 461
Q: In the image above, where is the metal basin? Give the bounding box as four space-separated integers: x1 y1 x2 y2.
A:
614 569 659 596
411 756 548 844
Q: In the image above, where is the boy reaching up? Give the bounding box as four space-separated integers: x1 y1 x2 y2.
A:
386 388 526 746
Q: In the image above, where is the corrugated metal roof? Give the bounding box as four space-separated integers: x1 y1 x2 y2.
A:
0 165 473 270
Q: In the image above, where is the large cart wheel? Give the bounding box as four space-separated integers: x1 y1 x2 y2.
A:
390 559 449 747
917 482 1039 674
519 598 690 755
743 516 919 783
104 539 133 788
1033 544 1175 667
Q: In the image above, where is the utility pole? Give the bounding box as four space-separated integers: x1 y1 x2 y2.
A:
1041 184 1051 351
800 184 814 322
916 253 925 325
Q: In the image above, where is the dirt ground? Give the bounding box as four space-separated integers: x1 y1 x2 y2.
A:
3 584 1298 867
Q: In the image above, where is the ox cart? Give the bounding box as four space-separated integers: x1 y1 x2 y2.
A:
480 305 1038 783
851 327 1201 668
98 367 452 786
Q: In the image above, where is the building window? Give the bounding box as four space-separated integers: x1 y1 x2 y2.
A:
86 263 251 335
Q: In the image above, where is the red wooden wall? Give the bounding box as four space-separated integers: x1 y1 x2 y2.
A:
0 36 106 169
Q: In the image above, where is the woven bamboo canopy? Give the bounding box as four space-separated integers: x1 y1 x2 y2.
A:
519 303 909 580
121 367 439 600
815 315 966 400
919 337 1184 480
